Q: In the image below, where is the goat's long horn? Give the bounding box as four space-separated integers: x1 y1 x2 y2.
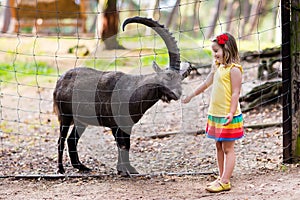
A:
122 16 181 71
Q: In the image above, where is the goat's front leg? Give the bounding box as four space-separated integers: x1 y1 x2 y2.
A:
113 128 139 176
67 124 91 172
117 147 139 176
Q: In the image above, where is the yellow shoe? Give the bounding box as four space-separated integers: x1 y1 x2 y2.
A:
206 176 220 187
205 181 231 193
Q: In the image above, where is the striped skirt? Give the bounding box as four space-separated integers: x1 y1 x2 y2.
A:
206 114 244 141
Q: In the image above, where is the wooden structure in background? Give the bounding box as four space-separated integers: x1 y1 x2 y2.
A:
282 0 300 163
9 0 88 33
290 0 300 161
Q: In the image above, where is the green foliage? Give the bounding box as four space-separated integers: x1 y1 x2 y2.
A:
0 121 13 134
279 164 288 172
0 62 55 82
140 53 169 67
85 57 133 70
84 48 170 70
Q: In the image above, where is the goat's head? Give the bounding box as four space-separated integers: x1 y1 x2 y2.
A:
151 61 182 102
122 16 192 102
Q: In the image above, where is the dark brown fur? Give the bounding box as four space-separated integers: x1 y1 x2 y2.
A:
53 17 191 176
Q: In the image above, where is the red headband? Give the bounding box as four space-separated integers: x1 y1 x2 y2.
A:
216 34 229 45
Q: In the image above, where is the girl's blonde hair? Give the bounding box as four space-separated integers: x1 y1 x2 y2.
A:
212 32 240 65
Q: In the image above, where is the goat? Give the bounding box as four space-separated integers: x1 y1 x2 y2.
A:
53 16 192 176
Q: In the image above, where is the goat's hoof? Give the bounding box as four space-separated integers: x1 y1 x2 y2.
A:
75 164 92 173
79 168 92 173
57 168 65 174
117 164 139 177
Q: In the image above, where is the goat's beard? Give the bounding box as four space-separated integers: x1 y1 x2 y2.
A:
161 95 171 103
161 93 178 103
160 88 180 103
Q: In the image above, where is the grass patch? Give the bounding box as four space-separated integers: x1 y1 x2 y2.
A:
84 57 135 70
0 61 55 82
85 48 171 70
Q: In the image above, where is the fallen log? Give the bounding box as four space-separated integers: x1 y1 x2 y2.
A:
148 130 205 139
258 58 282 80
241 47 281 62
240 81 282 112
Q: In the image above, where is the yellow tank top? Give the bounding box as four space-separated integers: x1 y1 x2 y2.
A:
207 63 243 117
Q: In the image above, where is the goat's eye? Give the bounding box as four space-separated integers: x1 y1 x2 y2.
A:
166 72 174 80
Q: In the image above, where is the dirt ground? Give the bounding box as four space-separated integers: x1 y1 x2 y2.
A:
0 166 299 200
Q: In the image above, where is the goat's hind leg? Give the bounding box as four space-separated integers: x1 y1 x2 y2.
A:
67 123 91 172
57 120 72 174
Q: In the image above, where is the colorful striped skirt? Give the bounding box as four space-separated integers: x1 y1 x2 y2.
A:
206 114 244 141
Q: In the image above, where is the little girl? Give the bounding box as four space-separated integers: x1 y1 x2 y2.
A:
182 32 244 193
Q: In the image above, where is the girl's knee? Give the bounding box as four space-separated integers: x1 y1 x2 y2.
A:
221 141 235 154
223 147 234 155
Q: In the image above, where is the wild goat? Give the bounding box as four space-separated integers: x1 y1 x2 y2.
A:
53 16 192 176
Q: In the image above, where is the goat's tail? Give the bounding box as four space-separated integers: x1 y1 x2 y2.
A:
53 92 61 122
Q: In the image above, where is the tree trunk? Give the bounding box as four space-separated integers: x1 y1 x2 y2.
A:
272 0 281 43
1 0 11 33
247 0 267 39
192 0 201 37
154 0 160 19
247 0 260 34
166 0 180 28
239 0 251 37
205 0 225 38
97 0 124 50
225 0 235 32
145 0 160 35
148 0 160 19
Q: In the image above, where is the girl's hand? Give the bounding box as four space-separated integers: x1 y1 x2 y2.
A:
223 113 233 126
181 95 192 104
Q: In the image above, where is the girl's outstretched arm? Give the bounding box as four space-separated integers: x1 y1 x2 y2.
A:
181 66 215 104
223 66 242 125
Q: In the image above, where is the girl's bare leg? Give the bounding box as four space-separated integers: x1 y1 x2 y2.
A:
216 141 224 177
220 141 236 183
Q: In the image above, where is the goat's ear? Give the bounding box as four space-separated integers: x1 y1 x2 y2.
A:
152 61 163 73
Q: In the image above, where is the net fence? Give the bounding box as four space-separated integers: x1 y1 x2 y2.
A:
0 0 284 177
